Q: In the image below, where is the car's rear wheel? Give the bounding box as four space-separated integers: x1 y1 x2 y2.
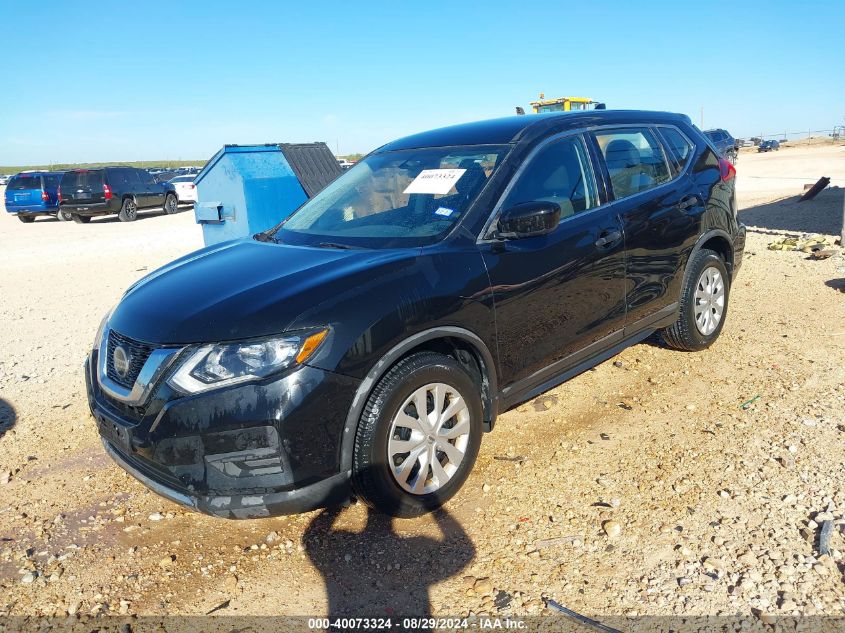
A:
56 208 72 222
71 214 91 224
352 351 483 517
17 215 35 224
163 192 178 214
118 198 138 222
662 248 729 351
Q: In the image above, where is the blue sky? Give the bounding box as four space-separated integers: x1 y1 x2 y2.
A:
1 0 842 164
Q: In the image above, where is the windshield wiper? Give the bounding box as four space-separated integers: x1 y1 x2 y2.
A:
315 241 362 250
253 231 278 243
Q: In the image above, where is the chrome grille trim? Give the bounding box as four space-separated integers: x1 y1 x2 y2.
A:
97 325 183 405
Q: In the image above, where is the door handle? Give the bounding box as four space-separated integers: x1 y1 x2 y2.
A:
595 229 622 248
678 195 700 211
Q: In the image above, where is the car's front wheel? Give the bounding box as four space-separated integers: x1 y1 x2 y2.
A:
118 198 138 222
163 192 178 214
662 248 730 351
352 352 483 517
56 208 72 222
71 214 91 224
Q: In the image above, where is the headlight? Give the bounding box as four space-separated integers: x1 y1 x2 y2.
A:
167 329 328 395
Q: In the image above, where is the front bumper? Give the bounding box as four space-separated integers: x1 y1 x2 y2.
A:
102 438 350 518
85 350 361 519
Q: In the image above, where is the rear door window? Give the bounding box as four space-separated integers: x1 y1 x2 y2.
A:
594 128 672 200
658 127 695 177
8 176 42 191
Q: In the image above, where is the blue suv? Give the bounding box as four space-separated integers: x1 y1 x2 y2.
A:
4 171 65 223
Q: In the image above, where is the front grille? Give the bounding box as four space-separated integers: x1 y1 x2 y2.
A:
106 329 155 389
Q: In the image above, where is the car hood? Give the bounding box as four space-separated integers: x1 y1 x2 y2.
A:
108 238 417 345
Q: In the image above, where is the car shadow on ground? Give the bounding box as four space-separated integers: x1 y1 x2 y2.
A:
303 495 475 621
739 186 844 236
0 398 17 440
825 279 845 294
85 205 194 224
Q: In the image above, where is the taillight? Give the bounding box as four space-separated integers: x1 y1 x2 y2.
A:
41 191 49 201
189 184 195 189
57 186 62 202
719 158 736 182
103 184 112 200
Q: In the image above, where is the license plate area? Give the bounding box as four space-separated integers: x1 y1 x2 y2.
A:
98 416 132 453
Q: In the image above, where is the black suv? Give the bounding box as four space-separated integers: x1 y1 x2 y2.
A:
85 111 746 518
59 167 178 223
703 128 739 164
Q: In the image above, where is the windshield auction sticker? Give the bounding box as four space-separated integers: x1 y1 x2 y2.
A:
403 169 466 195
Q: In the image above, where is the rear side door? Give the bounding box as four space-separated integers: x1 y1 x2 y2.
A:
590 125 702 332
138 169 165 208
478 133 627 398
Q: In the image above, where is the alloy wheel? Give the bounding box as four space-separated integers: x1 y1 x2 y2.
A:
693 267 725 336
387 382 471 495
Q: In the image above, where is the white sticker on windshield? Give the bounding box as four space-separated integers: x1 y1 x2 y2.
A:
403 169 466 195
434 207 455 217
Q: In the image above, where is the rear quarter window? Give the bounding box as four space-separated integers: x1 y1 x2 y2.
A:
658 127 695 177
107 169 129 189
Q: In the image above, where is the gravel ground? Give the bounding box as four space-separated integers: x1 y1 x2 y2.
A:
0 143 843 622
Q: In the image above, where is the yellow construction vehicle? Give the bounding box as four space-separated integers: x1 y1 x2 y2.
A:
528 94 603 113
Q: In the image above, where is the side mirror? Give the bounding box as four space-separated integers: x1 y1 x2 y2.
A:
496 201 561 239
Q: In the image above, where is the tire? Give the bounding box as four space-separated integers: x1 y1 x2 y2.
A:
17 215 35 223
56 208 72 222
163 192 178 214
352 351 483 517
661 248 730 351
71 214 91 224
118 197 138 222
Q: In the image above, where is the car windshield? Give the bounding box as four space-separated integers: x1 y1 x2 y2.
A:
272 145 509 248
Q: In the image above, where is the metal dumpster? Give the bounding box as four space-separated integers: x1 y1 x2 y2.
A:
193 142 341 246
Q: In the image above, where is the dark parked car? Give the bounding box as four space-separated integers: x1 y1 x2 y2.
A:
703 128 738 164
4 171 64 222
758 140 780 152
85 111 745 518
58 167 178 223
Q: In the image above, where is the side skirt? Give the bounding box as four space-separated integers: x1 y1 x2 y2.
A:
497 302 678 413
